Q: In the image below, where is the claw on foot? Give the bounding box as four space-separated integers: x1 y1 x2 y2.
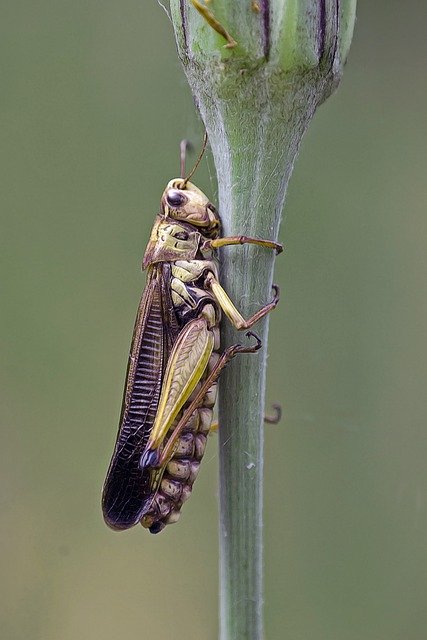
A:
271 284 280 305
264 403 282 425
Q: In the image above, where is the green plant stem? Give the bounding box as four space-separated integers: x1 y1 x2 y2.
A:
169 2 356 637
206 86 318 640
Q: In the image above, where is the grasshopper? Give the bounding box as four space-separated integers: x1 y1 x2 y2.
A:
102 137 282 534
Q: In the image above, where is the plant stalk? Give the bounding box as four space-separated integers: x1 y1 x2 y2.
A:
209 94 317 640
169 2 356 637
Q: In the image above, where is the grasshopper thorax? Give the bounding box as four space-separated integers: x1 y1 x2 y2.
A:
142 179 220 269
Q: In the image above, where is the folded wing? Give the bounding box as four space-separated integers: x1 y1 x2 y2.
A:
102 268 176 530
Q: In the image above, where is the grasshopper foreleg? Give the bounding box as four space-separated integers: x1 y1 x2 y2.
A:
204 235 283 255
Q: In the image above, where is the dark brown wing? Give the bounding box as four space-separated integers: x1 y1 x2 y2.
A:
102 265 179 530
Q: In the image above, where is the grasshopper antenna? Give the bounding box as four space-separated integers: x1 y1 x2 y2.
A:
180 139 193 179
182 131 208 187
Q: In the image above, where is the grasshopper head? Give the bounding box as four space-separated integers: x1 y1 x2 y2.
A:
161 178 220 239
142 178 221 269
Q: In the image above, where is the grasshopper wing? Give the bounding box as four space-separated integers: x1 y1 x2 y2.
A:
102 267 178 530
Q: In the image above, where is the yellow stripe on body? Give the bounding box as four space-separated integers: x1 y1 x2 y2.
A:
148 317 214 450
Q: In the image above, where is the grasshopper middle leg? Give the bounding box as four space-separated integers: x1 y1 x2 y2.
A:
210 403 282 432
206 274 280 330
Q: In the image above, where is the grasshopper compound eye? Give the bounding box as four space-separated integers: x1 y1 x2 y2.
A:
166 189 187 208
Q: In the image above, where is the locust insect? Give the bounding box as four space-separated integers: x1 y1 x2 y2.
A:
102 136 282 534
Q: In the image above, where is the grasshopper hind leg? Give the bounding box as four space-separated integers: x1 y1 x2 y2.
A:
140 332 265 533
151 331 262 468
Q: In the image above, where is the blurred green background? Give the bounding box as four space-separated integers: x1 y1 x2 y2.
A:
2 2 426 639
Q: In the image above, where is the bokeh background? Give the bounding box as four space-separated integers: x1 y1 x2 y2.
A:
2 2 427 639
